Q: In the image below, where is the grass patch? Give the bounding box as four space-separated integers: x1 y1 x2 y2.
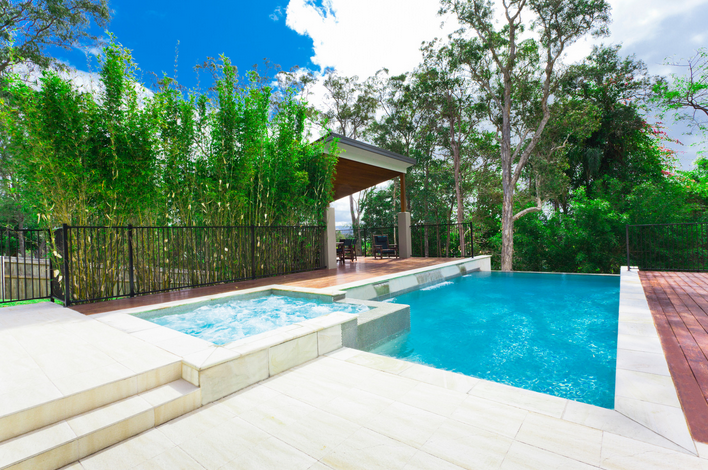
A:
1 298 52 308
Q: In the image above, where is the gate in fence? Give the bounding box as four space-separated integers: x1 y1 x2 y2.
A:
1 228 53 304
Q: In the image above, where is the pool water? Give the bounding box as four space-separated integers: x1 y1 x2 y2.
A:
371 271 620 408
144 295 368 345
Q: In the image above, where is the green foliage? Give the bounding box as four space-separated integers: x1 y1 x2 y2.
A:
513 175 703 273
2 42 159 226
321 71 377 140
1 41 338 229
0 0 110 75
361 185 396 228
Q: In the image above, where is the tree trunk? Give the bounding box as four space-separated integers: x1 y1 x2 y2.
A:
501 187 514 271
424 163 429 257
500 56 514 271
17 215 25 257
450 114 466 258
349 194 356 239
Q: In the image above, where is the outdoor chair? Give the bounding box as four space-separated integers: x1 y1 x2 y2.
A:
336 240 345 263
342 238 357 262
373 234 398 259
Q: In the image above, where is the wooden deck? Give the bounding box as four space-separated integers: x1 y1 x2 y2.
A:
639 271 708 443
70 257 455 315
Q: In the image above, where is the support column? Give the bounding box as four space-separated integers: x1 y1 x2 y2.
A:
325 205 338 269
397 212 412 259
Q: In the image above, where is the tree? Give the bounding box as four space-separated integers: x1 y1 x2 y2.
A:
0 0 110 76
368 71 444 227
440 0 611 271
560 45 653 198
320 71 378 245
416 40 485 256
653 48 708 156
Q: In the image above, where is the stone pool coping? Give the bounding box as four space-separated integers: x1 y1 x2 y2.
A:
5 259 707 469
339 262 700 455
92 284 409 406
616 267 697 453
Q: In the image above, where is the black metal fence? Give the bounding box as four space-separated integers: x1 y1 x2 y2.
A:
411 223 473 258
353 223 474 258
1 228 53 304
53 224 326 306
626 223 708 272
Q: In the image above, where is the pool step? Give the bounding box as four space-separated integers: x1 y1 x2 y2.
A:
0 361 182 444
0 379 200 470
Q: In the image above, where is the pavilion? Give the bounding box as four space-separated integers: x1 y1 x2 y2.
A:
319 132 417 267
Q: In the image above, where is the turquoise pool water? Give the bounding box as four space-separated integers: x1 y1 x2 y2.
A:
371 271 620 408
142 295 368 345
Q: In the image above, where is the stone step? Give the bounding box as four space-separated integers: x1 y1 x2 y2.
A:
0 379 200 470
0 361 182 443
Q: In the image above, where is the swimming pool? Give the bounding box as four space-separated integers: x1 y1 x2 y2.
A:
370 271 620 408
138 294 369 345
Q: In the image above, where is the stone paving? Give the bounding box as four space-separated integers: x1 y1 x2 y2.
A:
62 348 708 470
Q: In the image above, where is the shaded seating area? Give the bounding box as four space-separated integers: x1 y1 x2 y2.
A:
373 234 398 259
319 132 416 266
337 238 358 263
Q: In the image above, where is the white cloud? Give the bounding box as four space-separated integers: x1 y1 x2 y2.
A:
285 0 459 78
286 0 708 170
10 62 154 105
270 6 284 21
565 0 708 66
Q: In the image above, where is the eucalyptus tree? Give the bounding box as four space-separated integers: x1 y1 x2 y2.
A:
320 71 378 240
415 39 488 255
367 70 457 254
0 0 110 76
440 0 611 271
368 70 434 223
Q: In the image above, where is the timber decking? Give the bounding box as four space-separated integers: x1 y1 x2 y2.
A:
70 257 455 316
639 271 708 443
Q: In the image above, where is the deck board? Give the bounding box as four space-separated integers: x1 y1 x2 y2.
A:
70 257 456 315
639 271 708 443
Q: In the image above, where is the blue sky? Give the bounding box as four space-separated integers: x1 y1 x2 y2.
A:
57 1 316 89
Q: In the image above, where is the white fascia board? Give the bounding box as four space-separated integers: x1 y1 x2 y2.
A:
324 141 414 173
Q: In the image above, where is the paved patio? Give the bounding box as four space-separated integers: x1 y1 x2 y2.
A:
3 263 708 469
62 348 708 470
639 271 708 443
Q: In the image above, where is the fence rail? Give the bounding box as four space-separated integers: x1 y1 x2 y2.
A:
1 229 53 304
626 222 708 272
411 223 473 258
53 224 326 306
352 223 474 258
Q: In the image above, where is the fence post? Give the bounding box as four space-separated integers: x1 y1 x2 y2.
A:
251 225 256 280
626 225 631 271
62 224 71 307
47 229 53 302
470 223 475 258
127 224 136 297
